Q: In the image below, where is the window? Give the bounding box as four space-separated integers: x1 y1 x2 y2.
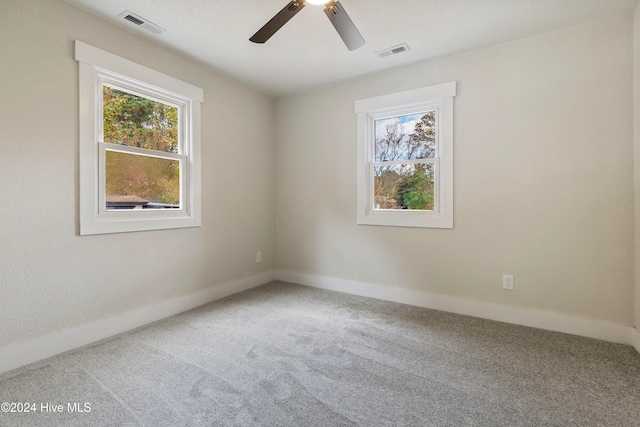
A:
355 82 456 228
75 41 203 235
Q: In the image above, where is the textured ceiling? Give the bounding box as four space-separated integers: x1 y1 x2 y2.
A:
64 0 639 97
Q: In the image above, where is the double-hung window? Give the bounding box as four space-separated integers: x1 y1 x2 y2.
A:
75 41 203 235
355 82 456 228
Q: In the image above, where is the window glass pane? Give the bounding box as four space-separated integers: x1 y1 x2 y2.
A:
374 111 436 161
103 86 179 153
374 163 434 210
106 150 180 210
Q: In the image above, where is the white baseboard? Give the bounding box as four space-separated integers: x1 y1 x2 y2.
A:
3 269 636 375
0 270 275 375
275 270 637 348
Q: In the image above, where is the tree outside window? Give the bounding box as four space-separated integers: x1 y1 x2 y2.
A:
373 111 436 211
103 86 181 208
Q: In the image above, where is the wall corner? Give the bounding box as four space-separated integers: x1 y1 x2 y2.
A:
633 4 640 332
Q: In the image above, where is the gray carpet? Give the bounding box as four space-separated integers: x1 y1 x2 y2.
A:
1 281 639 426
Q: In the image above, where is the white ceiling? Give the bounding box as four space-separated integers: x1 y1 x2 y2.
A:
64 0 639 97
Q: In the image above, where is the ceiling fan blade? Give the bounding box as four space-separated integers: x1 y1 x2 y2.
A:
324 1 365 51
250 1 306 44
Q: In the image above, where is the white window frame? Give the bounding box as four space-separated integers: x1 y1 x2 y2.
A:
355 82 456 228
75 41 203 235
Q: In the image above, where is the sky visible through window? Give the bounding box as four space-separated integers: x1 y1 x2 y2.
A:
373 111 436 210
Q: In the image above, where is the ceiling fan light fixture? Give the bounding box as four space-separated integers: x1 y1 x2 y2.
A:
250 0 364 50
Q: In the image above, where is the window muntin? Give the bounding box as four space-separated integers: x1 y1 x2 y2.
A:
355 82 455 229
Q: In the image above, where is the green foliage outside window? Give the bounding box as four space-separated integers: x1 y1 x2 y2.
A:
373 112 436 210
396 165 434 210
103 86 180 206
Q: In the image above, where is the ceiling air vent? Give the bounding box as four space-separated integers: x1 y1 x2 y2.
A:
375 43 410 59
118 11 164 35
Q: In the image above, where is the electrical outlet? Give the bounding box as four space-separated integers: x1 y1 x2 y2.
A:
256 251 262 264
503 275 514 291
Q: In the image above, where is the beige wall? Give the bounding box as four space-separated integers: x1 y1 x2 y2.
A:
0 0 275 349
0 0 636 355
275 17 635 325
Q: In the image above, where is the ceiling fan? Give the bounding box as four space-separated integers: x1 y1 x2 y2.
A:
250 0 365 51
